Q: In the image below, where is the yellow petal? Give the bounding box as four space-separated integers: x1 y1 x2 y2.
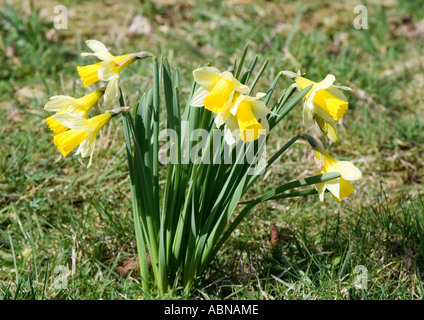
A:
54 130 89 157
44 96 79 112
296 77 315 90
313 74 335 91
219 71 249 94
204 78 234 113
333 161 362 181
81 40 113 60
190 87 209 107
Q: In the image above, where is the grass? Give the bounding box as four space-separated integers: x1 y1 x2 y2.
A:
0 0 423 299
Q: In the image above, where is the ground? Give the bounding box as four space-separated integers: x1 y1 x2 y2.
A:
0 0 423 299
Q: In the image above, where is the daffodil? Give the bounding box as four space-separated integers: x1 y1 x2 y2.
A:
295 74 351 142
190 67 249 113
44 90 104 134
215 92 273 144
53 113 112 167
77 40 153 102
314 149 362 201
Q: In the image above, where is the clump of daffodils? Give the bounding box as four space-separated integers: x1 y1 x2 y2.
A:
44 40 153 167
45 41 363 296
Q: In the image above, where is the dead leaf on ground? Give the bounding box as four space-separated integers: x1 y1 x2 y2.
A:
388 15 418 39
114 256 151 278
126 15 153 38
13 85 44 105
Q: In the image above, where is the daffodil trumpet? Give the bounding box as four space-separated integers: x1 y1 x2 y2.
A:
77 40 154 102
53 113 112 168
44 89 105 134
214 92 274 144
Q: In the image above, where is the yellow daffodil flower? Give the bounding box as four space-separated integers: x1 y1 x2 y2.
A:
77 40 153 102
295 74 351 142
53 113 112 167
44 90 104 134
215 92 273 144
314 149 362 201
190 67 249 114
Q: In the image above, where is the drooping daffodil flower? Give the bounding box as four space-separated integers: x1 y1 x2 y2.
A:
314 148 362 201
53 107 128 167
77 40 154 102
284 71 351 143
44 89 105 134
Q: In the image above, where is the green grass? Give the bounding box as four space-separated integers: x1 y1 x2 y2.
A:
0 0 423 299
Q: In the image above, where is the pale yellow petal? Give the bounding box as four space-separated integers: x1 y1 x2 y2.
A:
44 96 79 112
315 182 326 202
104 77 120 102
333 161 362 181
313 74 335 91
303 104 315 129
98 61 118 81
193 67 221 89
82 40 113 60
76 132 97 168
53 114 93 131
326 179 341 200
223 116 239 145
190 87 209 107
